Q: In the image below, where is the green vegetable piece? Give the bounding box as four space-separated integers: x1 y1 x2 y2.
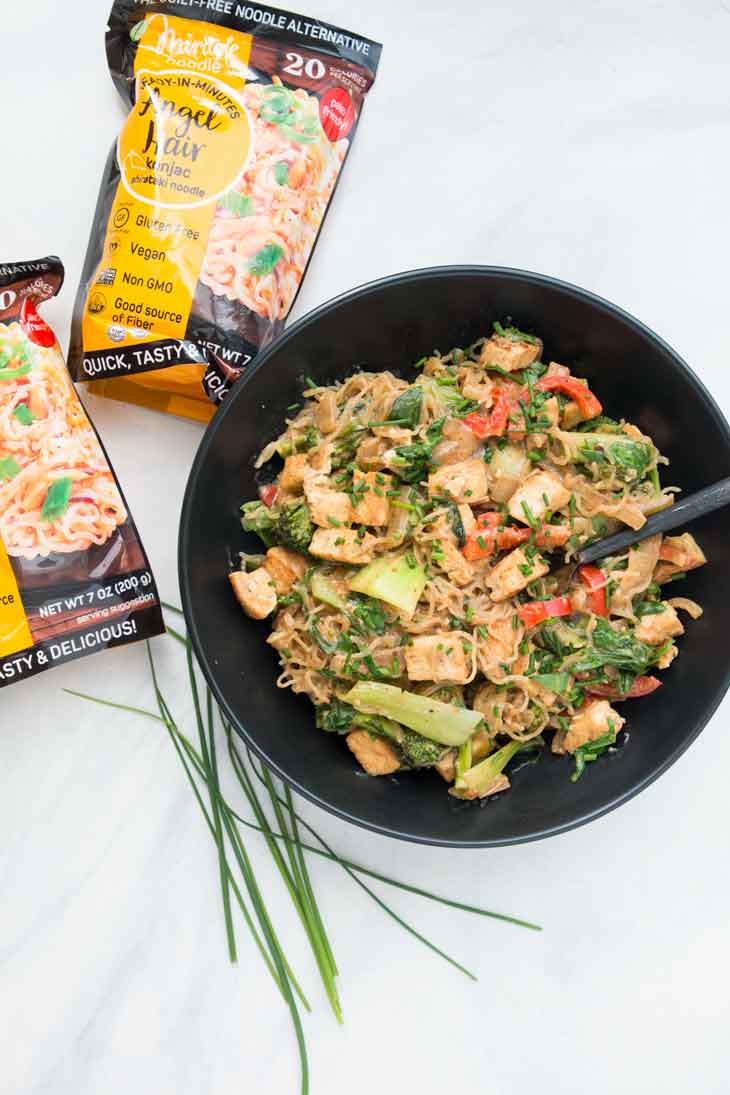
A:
273 163 290 186
40 477 73 523
343 682 482 747
130 18 147 41
330 420 368 470
455 738 473 779
218 191 254 217
310 571 348 612
239 551 266 572
308 622 338 655
276 425 319 457
0 363 32 381
0 455 21 482
13 403 35 425
276 499 313 553
559 431 654 482
348 553 427 616
316 698 358 734
249 243 284 277
450 741 522 799
531 671 572 694
241 499 277 548
430 495 466 547
418 376 478 418
391 416 445 483
388 387 423 429
400 728 446 768
570 617 652 675
350 596 387 635
571 727 616 782
492 320 538 344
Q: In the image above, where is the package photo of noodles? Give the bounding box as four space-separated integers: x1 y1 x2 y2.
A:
69 1 382 421
0 257 163 687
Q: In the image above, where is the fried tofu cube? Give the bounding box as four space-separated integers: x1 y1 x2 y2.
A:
404 633 470 684
309 528 376 565
561 401 584 429
264 547 307 595
654 533 707 583
436 749 456 783
428 457 488 503
564 700 625 754
229 568 277 620
508 469 570 525
486 547 549 602
479 334 540 372
458 503 477 536
304 477 353 528
436 536 474 587
429 516 474 587
308 442 333 474
351 469 391 526
279 453 309 494
634 604 684 645
346 730 401 776
314 390 338 434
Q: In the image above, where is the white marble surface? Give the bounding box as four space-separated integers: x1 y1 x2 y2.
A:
2 1 730 1092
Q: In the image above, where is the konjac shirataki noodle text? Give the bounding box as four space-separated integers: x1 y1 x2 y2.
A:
230 323 706 800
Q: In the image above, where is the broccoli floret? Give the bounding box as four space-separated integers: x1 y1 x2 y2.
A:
276 499 314 552
400 728 446 768
241 499 277 547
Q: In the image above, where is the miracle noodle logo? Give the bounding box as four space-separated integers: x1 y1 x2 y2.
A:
154 25 242 70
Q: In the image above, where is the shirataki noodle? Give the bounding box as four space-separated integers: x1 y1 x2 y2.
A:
230 325 706 800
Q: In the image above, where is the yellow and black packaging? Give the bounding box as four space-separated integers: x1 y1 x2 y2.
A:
70 2 382 422
0 257 163 688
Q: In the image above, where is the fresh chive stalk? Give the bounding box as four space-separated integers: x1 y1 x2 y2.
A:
64 607 543 1090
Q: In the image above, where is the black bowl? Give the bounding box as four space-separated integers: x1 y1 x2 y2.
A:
179 266 730 847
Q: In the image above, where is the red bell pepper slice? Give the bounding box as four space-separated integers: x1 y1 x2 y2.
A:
259 483 278 507
535 375 602 420
578 563 608 616
463 513 501 560
588 675 662 700
463 388 510 439
518 595 573 629
535 524 571 549
463 515 572 561
463 512 530 560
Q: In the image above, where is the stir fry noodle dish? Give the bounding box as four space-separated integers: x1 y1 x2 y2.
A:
231 324 706 801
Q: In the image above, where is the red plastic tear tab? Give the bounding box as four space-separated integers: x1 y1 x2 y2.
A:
20 298 55 347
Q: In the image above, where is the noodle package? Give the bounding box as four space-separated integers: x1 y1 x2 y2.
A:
70 1 382 422
0 257 163 688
